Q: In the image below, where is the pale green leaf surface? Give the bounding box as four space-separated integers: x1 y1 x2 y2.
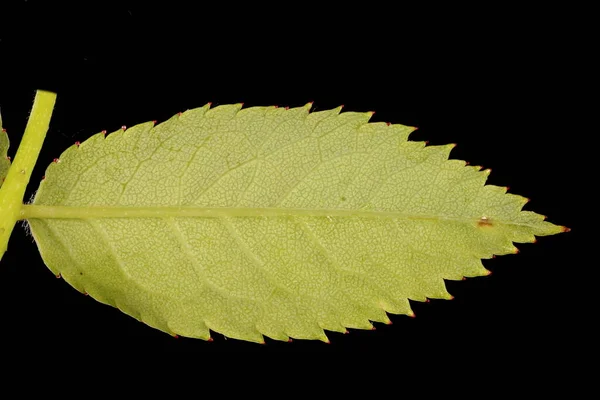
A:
27 104 564 342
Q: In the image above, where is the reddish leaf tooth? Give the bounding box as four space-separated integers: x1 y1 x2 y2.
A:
121 125 127 131
53 158 60 163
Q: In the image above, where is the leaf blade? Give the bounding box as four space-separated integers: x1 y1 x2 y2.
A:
27 104 565 342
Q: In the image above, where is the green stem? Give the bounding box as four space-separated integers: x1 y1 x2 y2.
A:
0 90 57 261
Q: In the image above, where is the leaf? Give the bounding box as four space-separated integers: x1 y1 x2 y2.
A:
25 104 566 343
0 119 9 187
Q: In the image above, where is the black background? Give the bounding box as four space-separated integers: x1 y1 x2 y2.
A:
0 1 584 358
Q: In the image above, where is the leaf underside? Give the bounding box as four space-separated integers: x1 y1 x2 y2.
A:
27 104 564 343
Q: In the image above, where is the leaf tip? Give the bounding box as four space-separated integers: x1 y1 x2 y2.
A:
560 226 571 233
408 311 416 318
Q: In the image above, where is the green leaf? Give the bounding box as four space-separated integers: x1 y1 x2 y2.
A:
25 104 566 343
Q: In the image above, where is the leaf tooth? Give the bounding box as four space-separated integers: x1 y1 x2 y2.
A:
341 318 374 331
174 103 211 124
204 103 245 120
208 323 265 344
379 298 413 316
165 318 211 341
256 322 290 342
318 320 346 335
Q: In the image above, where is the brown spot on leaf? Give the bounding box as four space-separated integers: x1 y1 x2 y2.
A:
477 216 493 227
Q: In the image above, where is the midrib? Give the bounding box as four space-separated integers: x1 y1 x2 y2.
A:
19 204 528 227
